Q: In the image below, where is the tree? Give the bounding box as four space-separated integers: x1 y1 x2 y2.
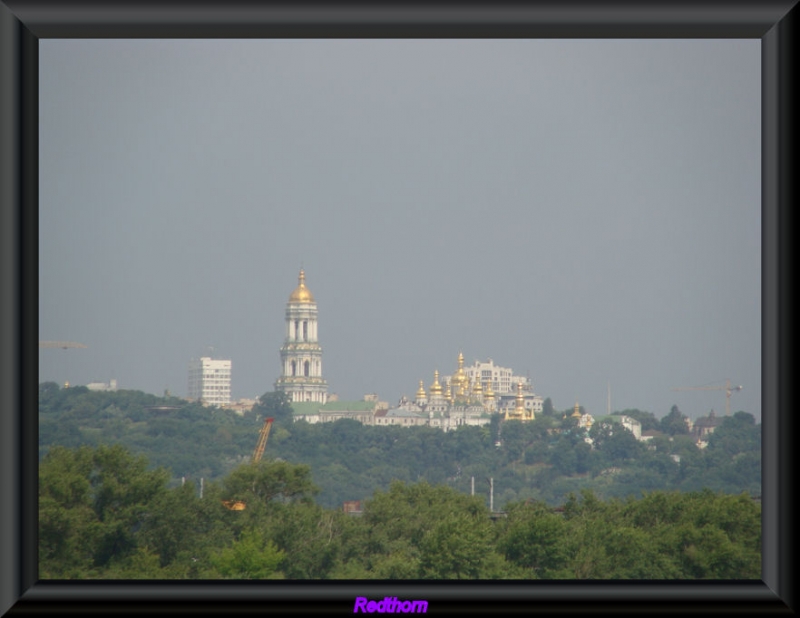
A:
252 391 294 427
208 528 285 579
419 511 506 579
221 460 319 508
661 405 690 436
348 481 511 578
498 501 571 577
39 444 170 577
618 409 660 432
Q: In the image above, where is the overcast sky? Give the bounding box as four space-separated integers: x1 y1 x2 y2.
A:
39 39 761 422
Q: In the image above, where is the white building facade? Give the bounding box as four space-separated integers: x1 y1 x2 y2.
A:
447 357 544 416
274 269 328 404
188 357 232 406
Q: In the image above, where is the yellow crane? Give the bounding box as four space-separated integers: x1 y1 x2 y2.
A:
251 417 275 464
671 379 743 416
222 416 274 511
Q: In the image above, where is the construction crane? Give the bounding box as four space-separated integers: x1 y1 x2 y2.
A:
671 379 743 416
222 416 274 511
251 417 274 464
39 341 87 349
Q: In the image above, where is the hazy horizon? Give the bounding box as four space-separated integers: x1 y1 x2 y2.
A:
39 39 761 422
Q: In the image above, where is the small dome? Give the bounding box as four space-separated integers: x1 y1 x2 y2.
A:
288 269 315 304
416 380 427 399
430 370 443 394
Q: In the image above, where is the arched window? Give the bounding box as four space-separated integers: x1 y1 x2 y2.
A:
291 361 296 376
294 320 300 340
303 321 308 341
304 360 310 377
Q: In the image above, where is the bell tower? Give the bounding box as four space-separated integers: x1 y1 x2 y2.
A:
274 269 328 404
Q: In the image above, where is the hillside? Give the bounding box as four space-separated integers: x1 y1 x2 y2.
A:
38 383 761 510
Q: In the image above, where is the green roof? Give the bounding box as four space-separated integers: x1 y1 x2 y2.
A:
291 400 375 416
321 400 375 412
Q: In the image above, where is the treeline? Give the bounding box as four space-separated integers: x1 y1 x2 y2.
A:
38 384 761 510
40 444 761 579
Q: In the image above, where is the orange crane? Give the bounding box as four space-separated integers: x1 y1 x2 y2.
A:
222 416 274 511
671 379 743 416
251 417 274 464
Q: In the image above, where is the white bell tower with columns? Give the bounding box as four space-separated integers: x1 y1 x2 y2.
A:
274 269 328 404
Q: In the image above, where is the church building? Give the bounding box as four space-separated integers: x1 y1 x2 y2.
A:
274 269 328 404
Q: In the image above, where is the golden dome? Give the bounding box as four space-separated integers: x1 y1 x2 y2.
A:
452 352 468 388
288 269 315 304
416 380 427 400
572 400 581 418
430 370 443 394
472 377 483 395
484 380 495 399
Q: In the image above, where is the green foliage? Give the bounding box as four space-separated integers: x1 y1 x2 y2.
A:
617 408 660 432
339 481 513 579
661 405 691 436
222 460 319 507
39 444 762 580
497 501 572 578
208 529 285 579
39 444 170 577
39 383 761 544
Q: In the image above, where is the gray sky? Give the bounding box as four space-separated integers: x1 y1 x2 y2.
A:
39 39 761 422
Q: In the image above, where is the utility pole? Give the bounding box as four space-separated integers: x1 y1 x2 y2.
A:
471 476 475 496
488 477 494 513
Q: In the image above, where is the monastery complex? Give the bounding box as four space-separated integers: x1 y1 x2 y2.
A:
274 270 546 431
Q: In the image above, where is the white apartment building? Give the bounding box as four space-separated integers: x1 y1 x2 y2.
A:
188 356 232 406
457 357 543 415
450 357 528 395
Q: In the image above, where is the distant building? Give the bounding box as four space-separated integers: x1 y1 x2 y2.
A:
410 352 542 425
443 356 544 416
274 269 328 404
693 410 724 439
188 356 232 406
86 379 118 392
593 413 642 440
221 398 257 416
291 398 378 424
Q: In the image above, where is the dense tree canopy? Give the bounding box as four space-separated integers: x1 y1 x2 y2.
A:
39 444 761 580
39 382 761 574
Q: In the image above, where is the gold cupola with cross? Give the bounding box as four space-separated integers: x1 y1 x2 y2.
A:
275 269 328 404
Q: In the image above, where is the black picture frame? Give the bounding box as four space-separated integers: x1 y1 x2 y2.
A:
1 1 795 614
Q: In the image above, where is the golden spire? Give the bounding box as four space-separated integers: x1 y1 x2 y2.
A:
514 381 526 416
288 269 315 304
472 375 483 396
572 399 582 418
452 351 468 395
484 379 495 400
416 380 427 400
445 380 452 404
430 370 443 395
